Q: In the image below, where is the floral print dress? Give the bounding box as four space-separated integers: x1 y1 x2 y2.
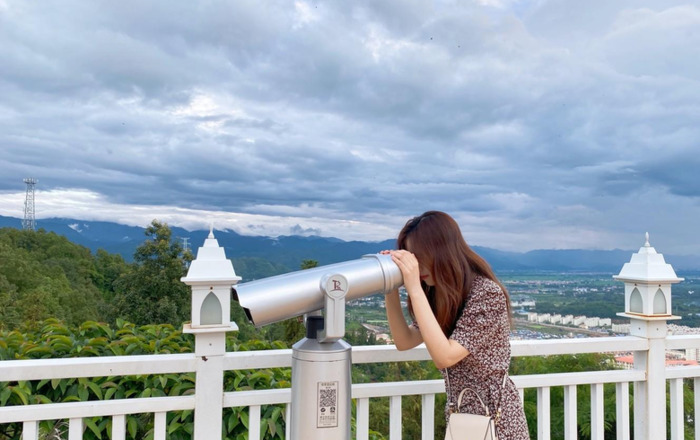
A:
421 276 530 439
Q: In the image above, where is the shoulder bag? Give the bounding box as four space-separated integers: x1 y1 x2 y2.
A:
443 370 507 440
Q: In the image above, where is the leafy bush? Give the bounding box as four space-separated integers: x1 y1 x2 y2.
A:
0 319 290 440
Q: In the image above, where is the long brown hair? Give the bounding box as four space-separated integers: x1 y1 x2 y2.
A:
397 211 511 336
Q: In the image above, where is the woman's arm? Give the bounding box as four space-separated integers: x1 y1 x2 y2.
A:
390 250 469 369
408 289 469 369
384 288 423 350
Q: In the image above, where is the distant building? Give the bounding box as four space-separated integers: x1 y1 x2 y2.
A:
585 317 600 328
376 333 391 343
511 297 536 307
615 354 698 369
524 312 615 330
612 323 630 333
686 349 700 361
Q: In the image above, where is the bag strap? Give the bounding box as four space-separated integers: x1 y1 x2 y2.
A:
456 387 490 416
445 369 508 424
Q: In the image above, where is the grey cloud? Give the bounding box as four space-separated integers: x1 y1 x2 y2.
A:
2 0 700 253
289 224 321 236
600 6 700 80
637 153 700 197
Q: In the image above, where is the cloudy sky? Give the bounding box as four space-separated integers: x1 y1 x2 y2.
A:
1 0 699 254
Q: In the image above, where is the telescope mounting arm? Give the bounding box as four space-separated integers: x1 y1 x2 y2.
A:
318 273 348 342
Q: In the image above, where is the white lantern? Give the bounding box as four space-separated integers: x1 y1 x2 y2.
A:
181 227 241 331
615 233 683 319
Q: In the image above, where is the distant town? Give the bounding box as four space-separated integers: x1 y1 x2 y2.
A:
347 271 700 368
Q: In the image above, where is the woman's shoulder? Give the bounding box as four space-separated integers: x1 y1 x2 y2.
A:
472 275 502 294
468 275 507 311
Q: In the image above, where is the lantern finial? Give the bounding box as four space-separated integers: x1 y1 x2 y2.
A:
208 223 214 239
645 232 650 247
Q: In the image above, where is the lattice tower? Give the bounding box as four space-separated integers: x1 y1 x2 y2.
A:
178 236 191 268
23 178 37 231
180 237 190 253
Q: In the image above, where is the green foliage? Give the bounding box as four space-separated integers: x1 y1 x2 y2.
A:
351 359 443 439
0 228 114 329
7 227 693 438
232 257 290 281
299 259 318 270
93 249 129 298
535 296 625 321
511 353 619 440
113 220 193 326
230 301 264 342
345 325 379 346
0 319 290 440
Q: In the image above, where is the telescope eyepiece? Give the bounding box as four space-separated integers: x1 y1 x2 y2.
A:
305 316 325 339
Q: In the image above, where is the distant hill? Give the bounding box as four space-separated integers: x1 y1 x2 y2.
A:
2 215 699 273
0 215 396 272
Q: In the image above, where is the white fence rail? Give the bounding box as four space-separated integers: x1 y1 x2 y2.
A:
2 334 700 439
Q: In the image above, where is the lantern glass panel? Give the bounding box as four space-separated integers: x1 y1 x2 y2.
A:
201 291 223 325
630 288 643 313
653 288 667 314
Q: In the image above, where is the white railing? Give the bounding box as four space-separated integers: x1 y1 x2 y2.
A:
2 333 700 439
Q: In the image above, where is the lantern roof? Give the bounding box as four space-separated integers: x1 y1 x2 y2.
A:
181 226 242 285
613 233 684 283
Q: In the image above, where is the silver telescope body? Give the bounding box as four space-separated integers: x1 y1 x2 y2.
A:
231 253 403 327
232 253 402 440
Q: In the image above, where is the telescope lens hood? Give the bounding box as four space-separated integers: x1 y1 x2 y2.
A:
231 286 255 325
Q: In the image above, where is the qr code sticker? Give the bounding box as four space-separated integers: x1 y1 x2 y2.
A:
320 387 337 407
317 381 339 428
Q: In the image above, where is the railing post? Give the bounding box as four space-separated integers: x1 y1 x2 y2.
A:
615 382 630 440
614 234 683 440
630 318 668 440
191 331 227 439
181 227 242 440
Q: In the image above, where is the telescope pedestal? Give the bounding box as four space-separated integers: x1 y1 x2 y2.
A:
291 316 352 440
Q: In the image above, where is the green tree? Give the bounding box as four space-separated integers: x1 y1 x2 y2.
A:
92 249 129 322
0 228 105 329
300 259 319 270
92 249 128 298
113 220 193 326
232 257 289 280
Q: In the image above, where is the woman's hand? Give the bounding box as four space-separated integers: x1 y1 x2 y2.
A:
380 250 424 350
380 250 402 297
389 250 423 294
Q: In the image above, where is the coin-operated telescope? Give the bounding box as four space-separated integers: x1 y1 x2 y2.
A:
232 254 403 440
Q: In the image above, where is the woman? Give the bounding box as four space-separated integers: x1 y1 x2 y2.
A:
383 211 529 440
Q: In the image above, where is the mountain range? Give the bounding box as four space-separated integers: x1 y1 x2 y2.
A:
2 215 699 274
